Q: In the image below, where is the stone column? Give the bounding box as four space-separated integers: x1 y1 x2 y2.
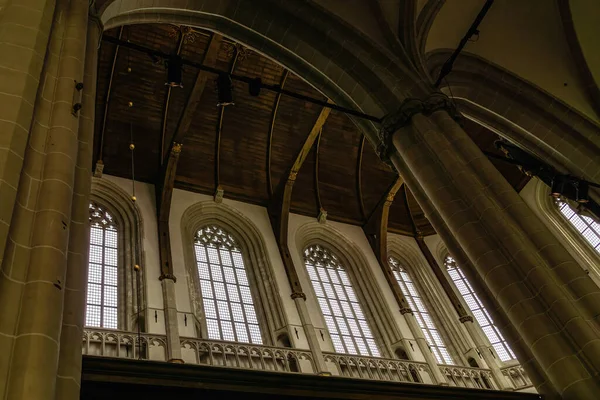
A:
400 308 447 385
413 187 554 395
0 0 55 267
380 93 600 398
0 1 61 395
415 237 511 390
159 273 183 363
291 292 330 375
54 11 102 400
3 0 89 398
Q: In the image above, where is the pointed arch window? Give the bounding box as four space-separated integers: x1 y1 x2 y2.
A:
194 225 262 344
389 257 453 364
445 256 515 362
556 199 600 253
86 202 119 329
304 244 380 357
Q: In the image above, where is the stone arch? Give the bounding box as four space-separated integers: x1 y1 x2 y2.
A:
95 0 429 146
387 237 467 365
426 50 600 200
294 221 400 358
90 177 146 331
528 179 600 284
180 200 286 346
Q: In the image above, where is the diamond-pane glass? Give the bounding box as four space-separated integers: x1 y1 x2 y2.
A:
445 256 515 361
85 203 119 329
194 225 263 344
556 199 600 253
304 244 380 357
389 257 453 364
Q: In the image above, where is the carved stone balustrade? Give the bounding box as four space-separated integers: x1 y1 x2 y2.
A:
323 352 432 384
439 364 495 390
501 366 534 390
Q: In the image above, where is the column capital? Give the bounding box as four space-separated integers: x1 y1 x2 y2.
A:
459 315 474 323
291 291 306 300
376 93 462 164
159 273 177 283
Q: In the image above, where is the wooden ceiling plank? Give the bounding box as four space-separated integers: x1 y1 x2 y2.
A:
97 26 124 165
267 69 289 198
402 184 419 237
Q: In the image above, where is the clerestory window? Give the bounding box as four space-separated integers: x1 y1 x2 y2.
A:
86 202 119 329
389 257 453 364
556 199 600 254
194 225 263 344
304 244 380 357
445 256 515 362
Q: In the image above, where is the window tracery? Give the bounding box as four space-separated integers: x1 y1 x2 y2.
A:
304 244 380 357
194 225 262 344
444 256 515 362
86 202 119 329
389 257 453 364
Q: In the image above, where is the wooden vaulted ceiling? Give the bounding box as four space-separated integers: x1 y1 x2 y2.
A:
93 23 528 237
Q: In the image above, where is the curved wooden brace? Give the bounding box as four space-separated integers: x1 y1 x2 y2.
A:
356 135 367 221
267 69 289 198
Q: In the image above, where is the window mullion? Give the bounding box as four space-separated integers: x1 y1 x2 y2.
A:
100 226 106 328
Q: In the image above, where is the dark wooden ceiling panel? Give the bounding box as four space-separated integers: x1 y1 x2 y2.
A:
361 144 397 221
291 145 319 218
270 73 327 192
318 111 363 224
95 23 530 238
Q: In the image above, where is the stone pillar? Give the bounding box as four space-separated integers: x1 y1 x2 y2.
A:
0 1 61 395
54 11 102 400
380 93 600 398
0 0 55 267
159 274 183 363
400 308 447 385
291 292 330 375
415 237 511 389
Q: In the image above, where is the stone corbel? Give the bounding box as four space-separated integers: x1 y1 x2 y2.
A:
377 93 463 165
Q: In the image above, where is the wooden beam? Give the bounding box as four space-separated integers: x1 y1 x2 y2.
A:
268 104 332 294
314 129 323 215
356 136 366 221
363 176 404 264
160 33 186 163
267 69 289 198
214 46 239 192
97 27 124 164
155 34 223 276
173 34 223 146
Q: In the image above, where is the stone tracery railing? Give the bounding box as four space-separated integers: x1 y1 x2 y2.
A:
501 365 534 390
323 352 432 384
439 364 495 390
179 336 315 373
82 329 530 391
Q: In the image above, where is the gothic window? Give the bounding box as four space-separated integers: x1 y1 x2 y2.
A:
389 257 453 364
86 202 119 329
194 225 262 344
445 256 516 362
304 244 380 357
556 199 600 253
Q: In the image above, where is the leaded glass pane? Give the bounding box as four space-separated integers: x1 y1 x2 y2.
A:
445 256 516 362
194 225 263 344
86 203 119 329
389 257 453 364
556 199 600 253
304 244 380 357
